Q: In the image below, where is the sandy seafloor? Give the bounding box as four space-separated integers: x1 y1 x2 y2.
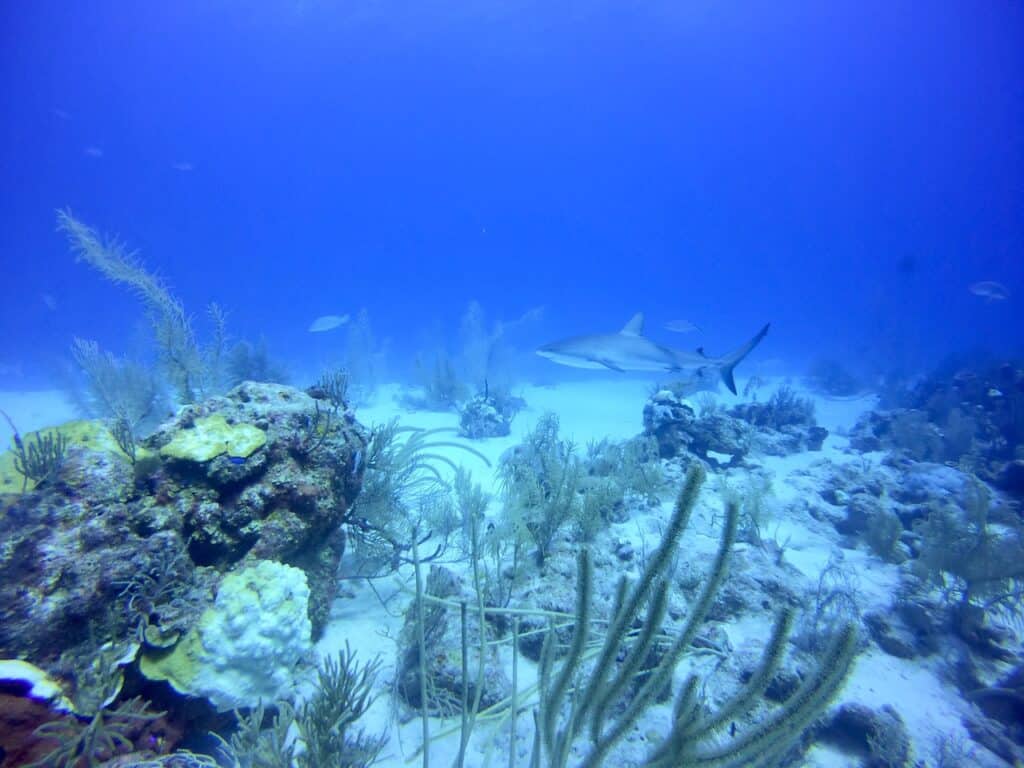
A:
0 378 1001 767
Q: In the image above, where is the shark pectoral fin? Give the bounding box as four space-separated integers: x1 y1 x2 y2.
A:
620 313 645 336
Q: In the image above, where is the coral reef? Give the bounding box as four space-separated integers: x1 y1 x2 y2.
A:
0 381 364 713
643 386 828 466
158 413 266 462
861 359 1024 496
642 389 752 465
814 452 1024 760
139 560 313 711
457 393 513 438
731 384 829 454
533 465 859 767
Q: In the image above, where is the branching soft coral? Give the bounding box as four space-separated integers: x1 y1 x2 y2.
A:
57 209 224 403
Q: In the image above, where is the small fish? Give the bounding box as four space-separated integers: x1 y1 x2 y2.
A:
227 456 246 465
171 161 194 172
84 146 103 158
53 108 71 121
664 319 701 334
308 314 350 333
40 293 57 311
969 281 1010 302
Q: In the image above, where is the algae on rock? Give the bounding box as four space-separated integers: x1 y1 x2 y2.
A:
159 413 266 462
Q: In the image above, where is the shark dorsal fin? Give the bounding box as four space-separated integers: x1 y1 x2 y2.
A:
621 312 644 336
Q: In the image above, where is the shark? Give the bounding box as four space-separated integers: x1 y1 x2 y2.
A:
536 313 770 395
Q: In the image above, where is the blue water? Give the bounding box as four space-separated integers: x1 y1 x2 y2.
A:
2 1 1022 391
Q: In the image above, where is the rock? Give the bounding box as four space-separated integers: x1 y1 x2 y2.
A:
806 425 829 451
0 382 367 712
458 394 512 439
396 566 510 714
864 611 919 659
966 663 1024 748
642 390 696 459
642 390 751 464
750 429 801 456
963 712 1024 766
818 702 911 768
817 460 888 521
834 493 882 536
613 539 635 561
763 666 802 703
994 459 1024 497
889 463 971 506
730 394 828 456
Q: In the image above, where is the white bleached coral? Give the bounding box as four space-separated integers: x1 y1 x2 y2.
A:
140 559 312 711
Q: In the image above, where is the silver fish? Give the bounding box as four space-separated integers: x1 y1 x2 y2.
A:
308 314 351 333
969 281 1010 302
664 319 701 334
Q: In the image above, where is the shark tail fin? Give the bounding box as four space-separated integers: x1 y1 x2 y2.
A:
720 323 770 395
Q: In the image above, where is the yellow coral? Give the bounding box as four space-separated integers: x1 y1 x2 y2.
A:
159 414 266 462
1 420 149 495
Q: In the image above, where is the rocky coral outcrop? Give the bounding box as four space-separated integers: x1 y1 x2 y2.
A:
729 386 828 455
0 381 366 709
858 361 1024 497
458 394 512 438
643 387 827 465
818 702 912 768
396 565 510 714
642 390 751 466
